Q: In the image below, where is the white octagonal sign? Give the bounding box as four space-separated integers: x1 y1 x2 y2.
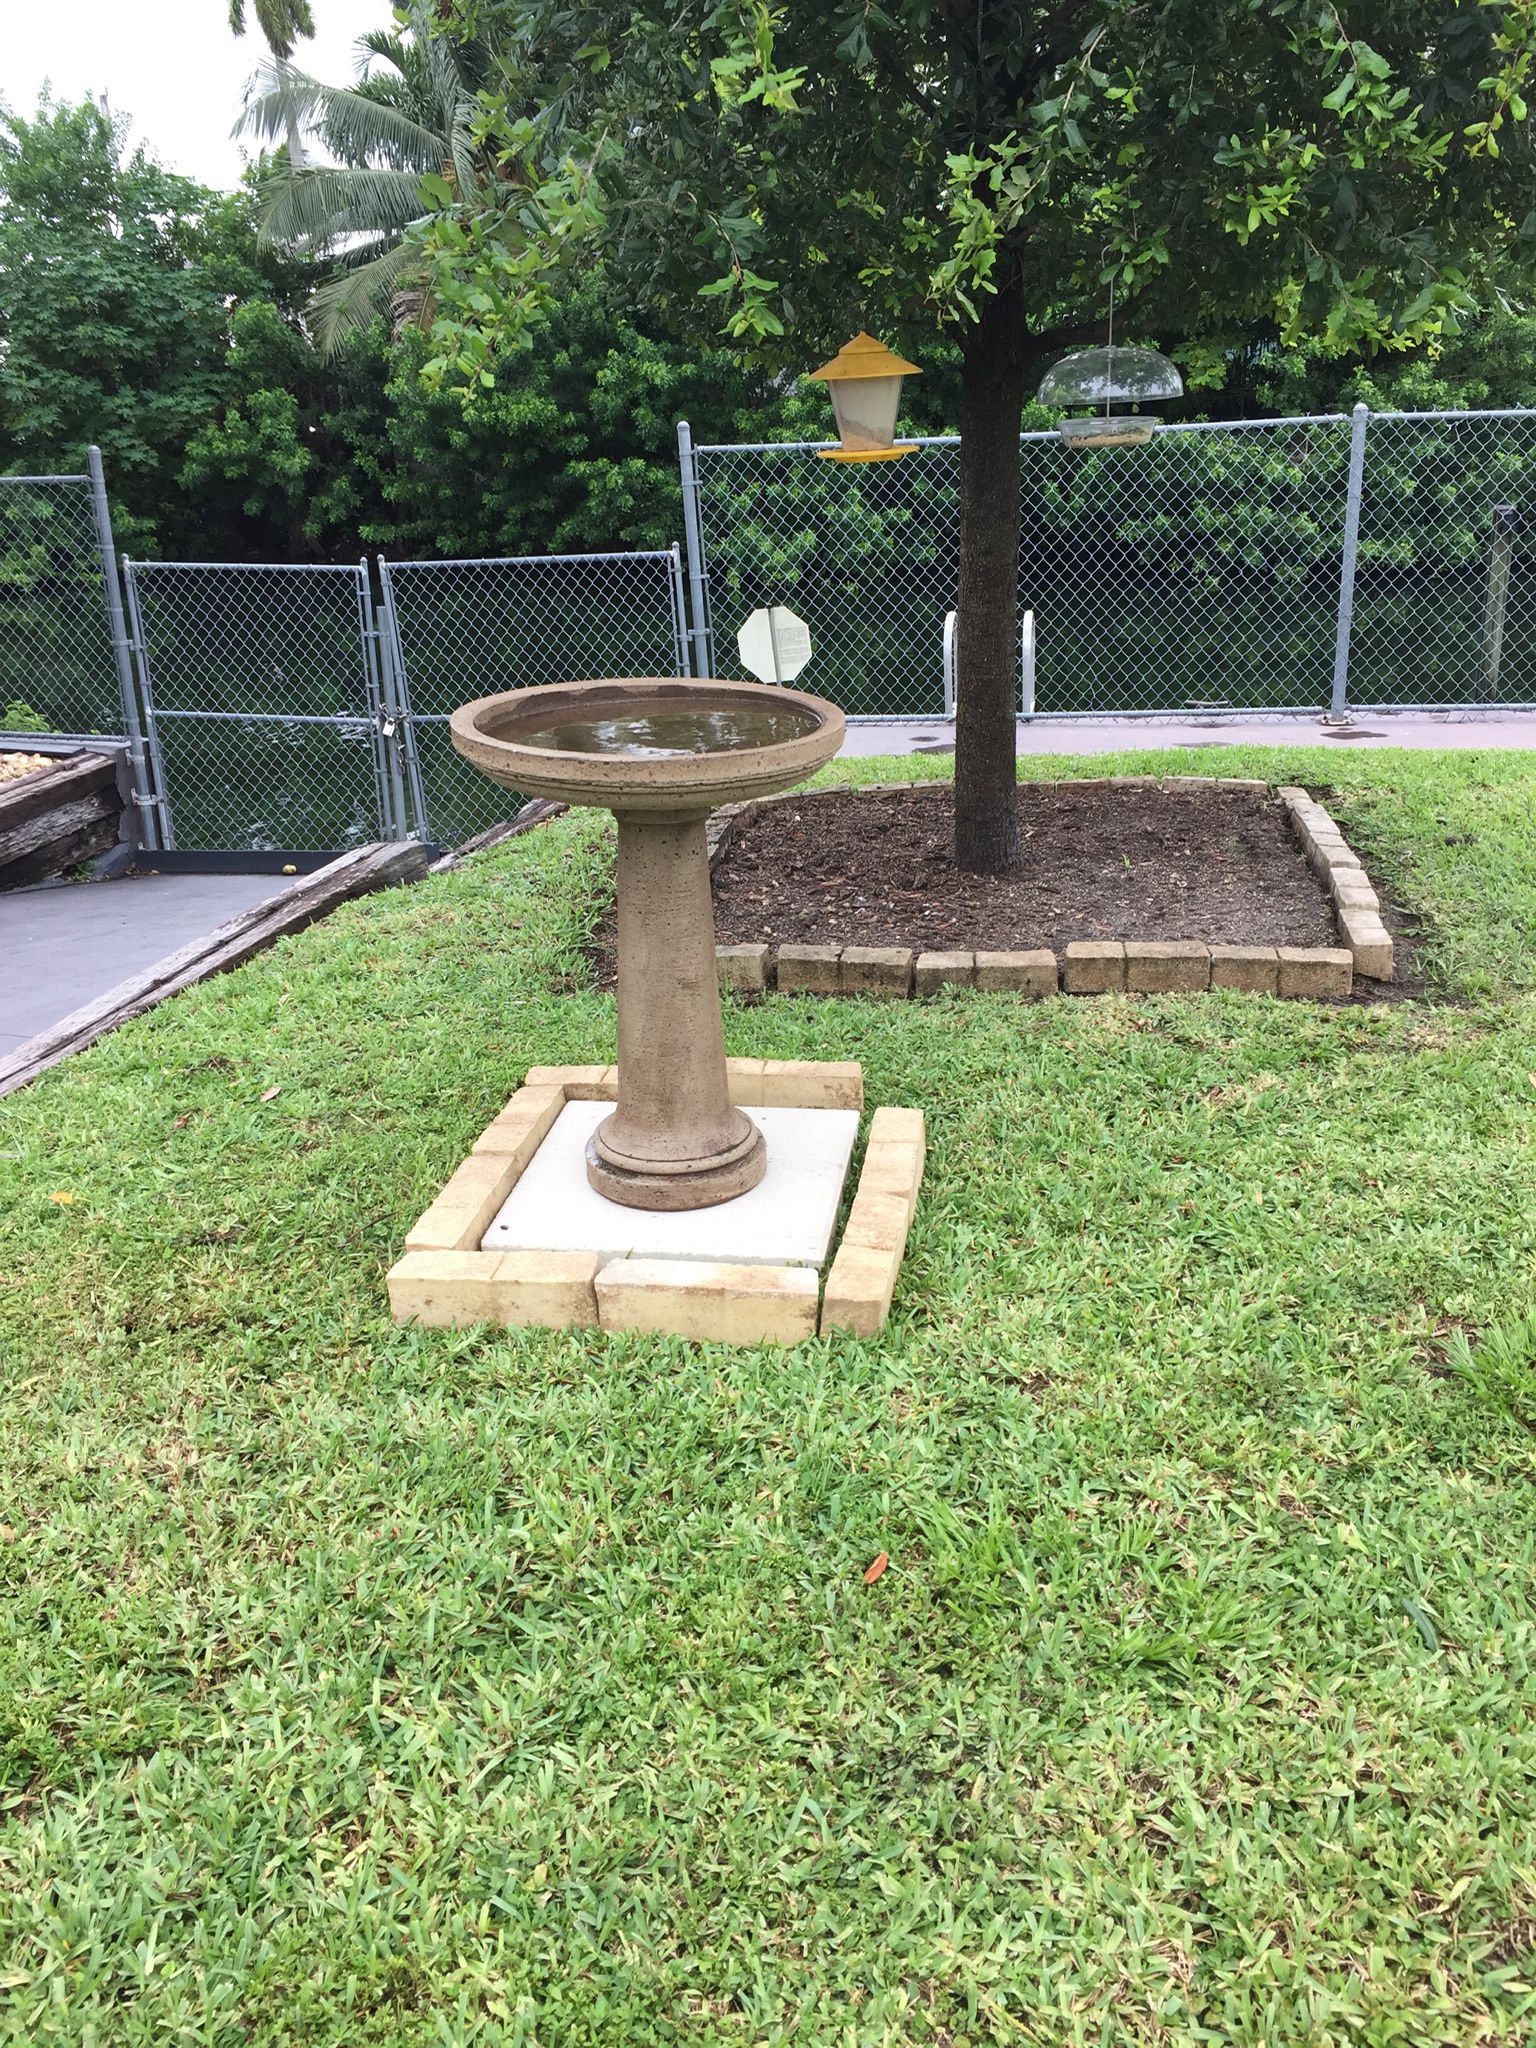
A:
737 605 813 684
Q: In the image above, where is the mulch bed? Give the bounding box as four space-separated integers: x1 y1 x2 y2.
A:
708 783 1341 954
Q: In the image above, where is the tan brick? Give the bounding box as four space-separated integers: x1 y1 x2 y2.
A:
974 948 1057 996
1064 940 1126 993
856 1143 923 1226
470 1084 565 1159
756 1059 864 1109
839 945 915 997
820 1242 902 1338
867 1104 926 1170
1104 775 1157 788
1338 907 1395 981
1275 786 1312 804
1329 868 1378 904
724 1056 769 1103
388 1249 507 1326
841 1191 912 1253
595 1258 818 1345
1124 941 1210 993
1308 837 1365 882
494 1250 602 1328
775 943 841 995
404 1152 521 1252
716 943 770 993
1218 778 1269 792
1208 945 1279 994
1277 946 1353 999
388 1249 600 1330
522 1064 617 1099
914 949 975 994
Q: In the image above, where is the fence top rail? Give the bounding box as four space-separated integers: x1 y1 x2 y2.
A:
125 558 364 574
693 414 1361 457
381 548 680 571
692 406 1536 457
0 472 92 486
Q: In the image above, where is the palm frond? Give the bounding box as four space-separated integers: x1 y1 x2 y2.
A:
309 235 426 354
259 164 428 250
238 61 441 169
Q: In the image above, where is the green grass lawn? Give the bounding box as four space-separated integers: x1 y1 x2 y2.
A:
4 745 1536 2046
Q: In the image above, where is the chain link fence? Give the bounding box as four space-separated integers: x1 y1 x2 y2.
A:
682 408 1536 719
379 548 689 847
0 454 140 739
9 416 1536 857
125 561 391 852
1349 410 1536 707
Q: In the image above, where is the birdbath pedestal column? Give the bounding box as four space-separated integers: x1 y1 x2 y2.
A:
449 677 846 1213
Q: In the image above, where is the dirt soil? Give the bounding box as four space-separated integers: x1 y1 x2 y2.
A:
708 783 1341 954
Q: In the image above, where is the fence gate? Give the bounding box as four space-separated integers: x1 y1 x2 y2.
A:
124 561 397 852
378 547 690 846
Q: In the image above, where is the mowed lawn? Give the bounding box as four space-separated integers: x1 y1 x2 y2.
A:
3 745 1536 2047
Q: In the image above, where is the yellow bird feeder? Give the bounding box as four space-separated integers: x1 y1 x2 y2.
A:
808 332 922 461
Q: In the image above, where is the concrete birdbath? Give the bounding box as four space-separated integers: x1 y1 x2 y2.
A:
450 677 845 1211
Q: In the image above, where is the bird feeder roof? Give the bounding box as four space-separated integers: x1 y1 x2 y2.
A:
1038 343 1183 409
808 332 922 382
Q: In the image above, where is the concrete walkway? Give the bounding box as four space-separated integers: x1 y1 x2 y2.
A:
1 872 297 1055
838 706 1536 758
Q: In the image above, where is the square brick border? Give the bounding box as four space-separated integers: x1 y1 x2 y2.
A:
708 776 1393 999
388 1062 923 1345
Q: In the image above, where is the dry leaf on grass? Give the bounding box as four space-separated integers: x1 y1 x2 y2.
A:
863 1552 889 1584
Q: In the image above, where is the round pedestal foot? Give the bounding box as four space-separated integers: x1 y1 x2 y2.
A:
586 1114 767 1212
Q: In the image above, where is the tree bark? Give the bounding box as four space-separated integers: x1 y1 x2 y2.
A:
954 270 1028 873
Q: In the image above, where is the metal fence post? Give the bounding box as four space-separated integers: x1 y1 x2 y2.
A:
1331 402 1370 718
356 562 404 840
676 420 715 676
1480 504 1520 700
120 559 176 848
375 558 430 841
85 446 161 850
667 543 692 676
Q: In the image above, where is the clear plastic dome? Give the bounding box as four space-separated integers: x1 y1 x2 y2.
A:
1037 344 1183 410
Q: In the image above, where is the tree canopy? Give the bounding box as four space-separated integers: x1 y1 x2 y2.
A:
410 0 1536 868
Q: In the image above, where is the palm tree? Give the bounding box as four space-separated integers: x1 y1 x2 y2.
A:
228 0 315 60
228 0 317 166
237 5 489 352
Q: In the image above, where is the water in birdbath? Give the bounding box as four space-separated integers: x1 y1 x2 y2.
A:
512 704 819 760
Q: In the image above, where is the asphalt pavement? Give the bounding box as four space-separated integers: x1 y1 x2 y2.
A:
2 871 297 1056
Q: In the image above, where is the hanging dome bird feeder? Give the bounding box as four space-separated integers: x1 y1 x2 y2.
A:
1038 342 1184 448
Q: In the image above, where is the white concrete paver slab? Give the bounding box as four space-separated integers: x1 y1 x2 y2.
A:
483 1099 860 1268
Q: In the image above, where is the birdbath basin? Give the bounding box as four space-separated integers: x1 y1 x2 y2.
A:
450 677 845 1210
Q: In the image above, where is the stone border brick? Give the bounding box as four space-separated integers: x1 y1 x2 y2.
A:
973 948 1056 995
709 778 1396 998
820 1104 926 1338
1064 940 1126 993
1275 786 1394 982
1277 946 1353 998
1124 940 1210 993
776 943 841 995
717 943 769 994
595 1258 819 1345
1209 945 1279 994
388 1248 600 1329
914 949 975 994
840 945 915 997
390 1061 925 1345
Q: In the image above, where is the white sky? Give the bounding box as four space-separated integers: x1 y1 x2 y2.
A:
3 0 392 189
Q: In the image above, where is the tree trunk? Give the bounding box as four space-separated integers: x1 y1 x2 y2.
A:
953 272 1028 873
